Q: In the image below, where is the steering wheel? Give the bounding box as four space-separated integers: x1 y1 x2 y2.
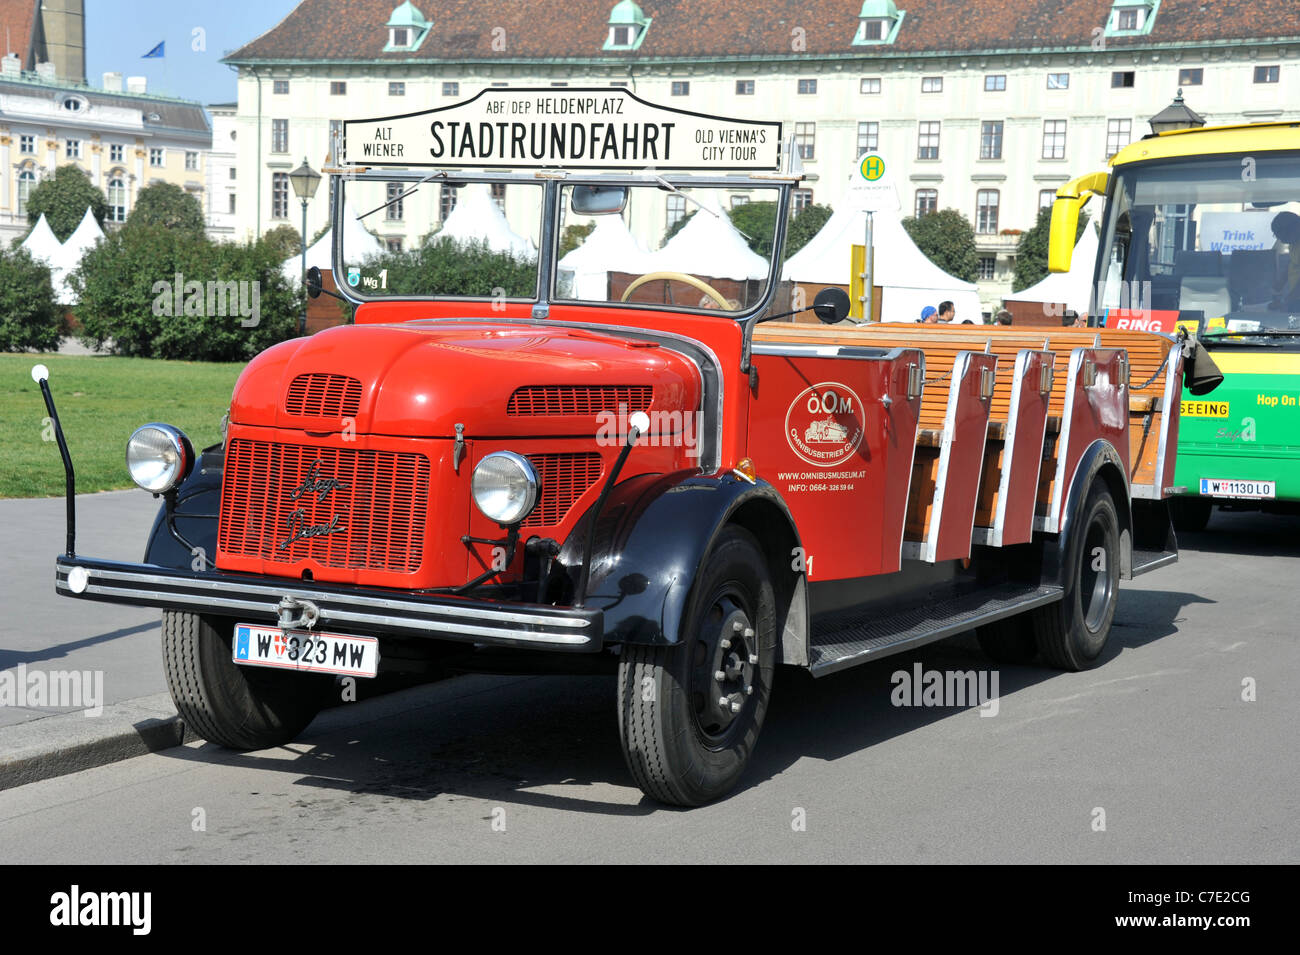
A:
620 271 732 310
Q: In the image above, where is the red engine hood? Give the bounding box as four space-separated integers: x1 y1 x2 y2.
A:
229 321 701 437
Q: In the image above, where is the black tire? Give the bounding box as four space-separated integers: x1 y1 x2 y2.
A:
1031 483 1121 671
162 611 332 750
1170 496 1212 533
975 614 1038 664
617 525 777 806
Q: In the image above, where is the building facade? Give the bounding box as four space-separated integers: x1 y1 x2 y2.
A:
0 64 212 243
205 102 239 240
224 0 1300 312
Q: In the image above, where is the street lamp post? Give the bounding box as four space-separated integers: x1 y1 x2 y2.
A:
1148 89 1206 136
288 158 322 335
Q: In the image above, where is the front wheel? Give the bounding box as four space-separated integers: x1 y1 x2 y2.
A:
616 526 777 806
162 611 333 750
1031 483 1121 671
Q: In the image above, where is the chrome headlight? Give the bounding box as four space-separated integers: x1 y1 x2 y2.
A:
471 451 540 525
126 424 193 493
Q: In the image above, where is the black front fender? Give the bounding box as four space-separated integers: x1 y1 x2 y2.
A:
1047 438 1132 586
557 470 804 650
143 446 224 569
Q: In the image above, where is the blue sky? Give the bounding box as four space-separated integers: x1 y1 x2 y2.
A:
85 0 302 105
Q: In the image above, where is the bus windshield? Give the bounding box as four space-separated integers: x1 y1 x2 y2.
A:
1097 151 1300 347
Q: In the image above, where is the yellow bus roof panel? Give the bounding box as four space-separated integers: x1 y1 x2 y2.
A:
1110 121 1300 167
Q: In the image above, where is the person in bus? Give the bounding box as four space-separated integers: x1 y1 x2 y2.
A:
920 305 939 323
1269 211 1300 310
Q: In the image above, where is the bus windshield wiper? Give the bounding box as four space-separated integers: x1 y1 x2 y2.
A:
357 172 444 221
1203 329 1300 339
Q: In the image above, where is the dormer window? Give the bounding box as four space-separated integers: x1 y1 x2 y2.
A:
1105 0 1159 37
604 0 651 51
854 0 905 46
384 1 432 52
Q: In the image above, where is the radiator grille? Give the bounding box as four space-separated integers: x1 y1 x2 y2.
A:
285 374 362 418
524 453 603 527
507 385 651 417
219 439 429 573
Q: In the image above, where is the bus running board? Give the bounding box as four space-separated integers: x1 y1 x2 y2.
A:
808 582 1064 677
1130 547 1177 577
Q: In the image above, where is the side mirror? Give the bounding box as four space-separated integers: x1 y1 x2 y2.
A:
1048 170 1108 274
570 185 628 216
812 287 851 325
1182 339 1224 396
305 266 323 299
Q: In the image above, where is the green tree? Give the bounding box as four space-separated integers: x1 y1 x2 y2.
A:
664 201 832 262
1013 205 1091 292
0 248 63 351
127 181 205 234
24 165 108 241
71 225 301 360
900 208 980 283
260 224 303 262
559 221 596 258
785 204 833 260
357 238 536 299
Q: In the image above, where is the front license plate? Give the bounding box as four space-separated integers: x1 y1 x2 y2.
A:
233 623 379 678
1199 478 1276 500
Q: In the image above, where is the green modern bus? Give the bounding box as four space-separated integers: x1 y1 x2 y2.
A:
1049 121 1300 530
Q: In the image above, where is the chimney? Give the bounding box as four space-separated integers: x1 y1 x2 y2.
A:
35 61 57 81
1 54 20 77
102 71 122 92
126 75 147 94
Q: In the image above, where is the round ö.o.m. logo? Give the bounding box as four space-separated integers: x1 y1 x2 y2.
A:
784 382 866 468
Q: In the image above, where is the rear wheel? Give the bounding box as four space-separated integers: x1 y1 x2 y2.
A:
1031 484 1120 671
1170 496 1212 533
617 526 776 806
162 611 332 750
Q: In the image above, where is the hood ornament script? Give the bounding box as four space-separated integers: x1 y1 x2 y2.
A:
281 460 348 550
289 459 349 502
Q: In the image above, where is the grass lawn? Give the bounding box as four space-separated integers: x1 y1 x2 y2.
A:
0 354 243 498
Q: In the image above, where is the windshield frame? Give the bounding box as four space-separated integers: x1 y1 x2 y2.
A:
330 167 795 323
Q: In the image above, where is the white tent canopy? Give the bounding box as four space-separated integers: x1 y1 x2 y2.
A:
20 214 61 265
648 194 769 281
280 199 384 283
557 214 656 299
1003 220 1100 316
433 183 536 259
783 201 983 323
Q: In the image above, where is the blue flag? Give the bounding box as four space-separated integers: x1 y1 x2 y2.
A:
142 41 164 59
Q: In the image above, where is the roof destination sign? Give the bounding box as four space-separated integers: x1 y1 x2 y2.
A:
343 87 782 171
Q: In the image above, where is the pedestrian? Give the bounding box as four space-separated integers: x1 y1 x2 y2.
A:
920 305 939 323
937 300 955 322
996 309 1013 326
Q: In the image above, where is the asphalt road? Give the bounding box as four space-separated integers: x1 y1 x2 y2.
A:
0 509 1295 863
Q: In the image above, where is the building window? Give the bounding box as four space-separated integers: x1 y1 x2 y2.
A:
856 122 879 157
858 18 884 41
611 25 632 46
797 78 817 95
490 82 508 88
666 194 686 229
185 151 199 171
491 182 507 210
271 119 288 153
980 121 1004 160
921 76 943 93
229 166 237 180
985 74 1006 91
385 237 403 252
391 27 409 47
917 121 940 160
793 189 813 212
150 147 165 167
795 122 816 160
861 77 881 94
915 189 938 218
272 172 289 218
736 80 754 95
330 81 347 95
109 143 124 162
228 193 236 214
1117 8 1139 30
273 79 289 94
977 256 996 280
730 195 750 210
1111 71 1135 88
1040 189 1057 210
1106 118 1132 159
17 169 35 216
1254 65 1280 84
1179 68 1203 86
65 139 81 159
386 182 404 221
389 81 405 96
550 81 569 87
440 184 458 220
1042 120 1067 159
1047 72 1069 89
671 81 690 96
442 81 459 96
107 176 126 222
976 190 1000 234
19 134 35 154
